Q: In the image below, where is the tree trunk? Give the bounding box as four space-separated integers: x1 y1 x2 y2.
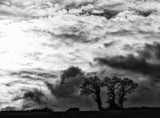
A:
95 87 103 111
119 89 125 109
120 102 123 109
97 93 103 110
110 89 117 109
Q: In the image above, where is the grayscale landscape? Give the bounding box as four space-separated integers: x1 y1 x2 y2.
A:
0 0 160 117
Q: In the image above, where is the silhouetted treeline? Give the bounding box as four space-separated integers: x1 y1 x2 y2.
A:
2 107 160 113
61 66 138 111
80 73 138 110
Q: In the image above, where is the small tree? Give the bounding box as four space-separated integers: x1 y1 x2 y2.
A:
102 77 121 109
117 78 138 109
80 75 103 111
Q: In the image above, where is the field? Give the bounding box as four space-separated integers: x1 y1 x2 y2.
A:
1 110 160 118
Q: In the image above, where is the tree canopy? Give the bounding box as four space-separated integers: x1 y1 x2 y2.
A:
80 75 103 110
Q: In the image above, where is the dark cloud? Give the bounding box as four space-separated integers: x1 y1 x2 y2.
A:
55 32 90 43
61 66 84 84
103 9 120 19
107 29 134 36
46 66 84 99
45 80 95 109
45 76 84 99
138 42 160 60
13 88 48 108
55 96 95 110
104 41 117 48
95 54 152 73
134 9 157 17
9 67 95 109
44 66 95 109
1 106 17 111
23 89 47 105
95 42 160 82
80 9 120 19
127 85 160 107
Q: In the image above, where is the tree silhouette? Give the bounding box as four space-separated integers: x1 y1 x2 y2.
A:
117 78 138 109
80 75 103 111
102 77 121 109
103 76 138 109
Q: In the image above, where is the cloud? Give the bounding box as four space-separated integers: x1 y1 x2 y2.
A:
122 43 142 52
61 66 84 83
107 29 134 36
53 31 90 43
45 76 83 99
45 80 95 109
0 0 11 6
64 0 96 9
88 9 121 19
46 66 84 98
5 80 29 87
1 106 18 111
95 42 160 82
44 66 95 109
138 42 160 60
104 41 117 48
8 67 95 109
48 25 96 44
10 69 58 81
134 9 157 17
23 89 47 104
0 0 155 19
12 88 48 109
127 84 160 107
32 24 100 45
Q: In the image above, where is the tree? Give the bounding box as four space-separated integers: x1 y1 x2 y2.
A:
102 76 138 109
102 76 121 109
80 75 103 111
117 78 138 109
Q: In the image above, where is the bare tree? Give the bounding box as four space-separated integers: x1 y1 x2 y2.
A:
80 75 103 111
102 77 121 109
117 78 138 109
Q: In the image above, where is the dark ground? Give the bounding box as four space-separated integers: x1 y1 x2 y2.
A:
1 110 160 118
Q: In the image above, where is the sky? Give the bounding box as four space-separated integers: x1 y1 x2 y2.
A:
0 0 160 110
